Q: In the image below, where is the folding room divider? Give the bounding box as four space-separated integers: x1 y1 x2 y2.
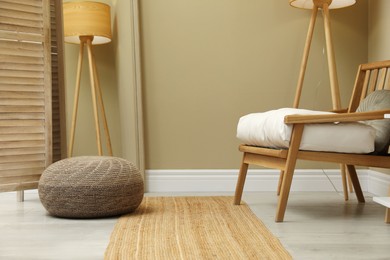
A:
0 0 66 198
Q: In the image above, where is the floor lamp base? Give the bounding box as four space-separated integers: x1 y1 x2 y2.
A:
68 36 113 157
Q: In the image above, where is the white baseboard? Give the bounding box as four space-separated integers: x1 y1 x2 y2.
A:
145 169 375 193
5 169 388 197
367 170 390 196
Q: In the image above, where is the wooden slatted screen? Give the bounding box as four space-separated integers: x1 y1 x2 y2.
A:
0 0 65 192
50 0 66 163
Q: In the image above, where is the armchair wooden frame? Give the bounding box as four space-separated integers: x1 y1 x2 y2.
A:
234 60 390 222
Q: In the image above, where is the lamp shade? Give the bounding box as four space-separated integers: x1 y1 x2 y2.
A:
289 0 356 9
63 1 112 45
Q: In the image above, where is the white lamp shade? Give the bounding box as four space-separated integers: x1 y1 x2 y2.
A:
289 0 356 9
63 1 112 45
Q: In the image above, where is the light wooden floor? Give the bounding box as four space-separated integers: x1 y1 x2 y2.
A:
0 190 389 259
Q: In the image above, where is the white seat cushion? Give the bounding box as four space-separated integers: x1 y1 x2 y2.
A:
237 108 376 154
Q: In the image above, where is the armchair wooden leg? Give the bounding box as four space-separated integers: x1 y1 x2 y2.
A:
346 165 365 203
340 164 349 201
276 168 295 222
385 186 390 224
234 154 249 205
275 124 304 222
277 170 284 196
347 171 354 193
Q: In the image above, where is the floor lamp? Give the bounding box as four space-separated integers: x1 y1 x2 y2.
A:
289 0 356 199
63 1 113 157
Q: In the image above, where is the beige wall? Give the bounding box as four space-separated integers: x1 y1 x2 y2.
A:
64 0 371 170
368 0 390 62
140 0 368 169
368 0 390 175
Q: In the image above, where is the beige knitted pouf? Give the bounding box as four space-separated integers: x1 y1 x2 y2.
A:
38 156 144 218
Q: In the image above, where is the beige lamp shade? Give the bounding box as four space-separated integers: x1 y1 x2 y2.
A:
63 1 112 45
289 0 356 9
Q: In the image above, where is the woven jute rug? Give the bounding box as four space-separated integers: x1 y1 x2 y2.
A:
104 196 291 259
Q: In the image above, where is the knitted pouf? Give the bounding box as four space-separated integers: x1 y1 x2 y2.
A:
38 156 144 218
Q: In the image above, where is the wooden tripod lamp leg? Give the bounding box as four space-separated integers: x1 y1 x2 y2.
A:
85 38 103 155
322 4 341 110
68 43 85 157
91 53 113 156
293 6 318 108
323 3 352 199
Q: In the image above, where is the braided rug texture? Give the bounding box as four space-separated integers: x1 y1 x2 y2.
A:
105 197 292 259
38 156 144 218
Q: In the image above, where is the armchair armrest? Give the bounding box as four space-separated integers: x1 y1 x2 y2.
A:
284 109 390 124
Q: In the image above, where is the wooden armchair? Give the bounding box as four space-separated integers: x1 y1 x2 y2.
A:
234 60 390 222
